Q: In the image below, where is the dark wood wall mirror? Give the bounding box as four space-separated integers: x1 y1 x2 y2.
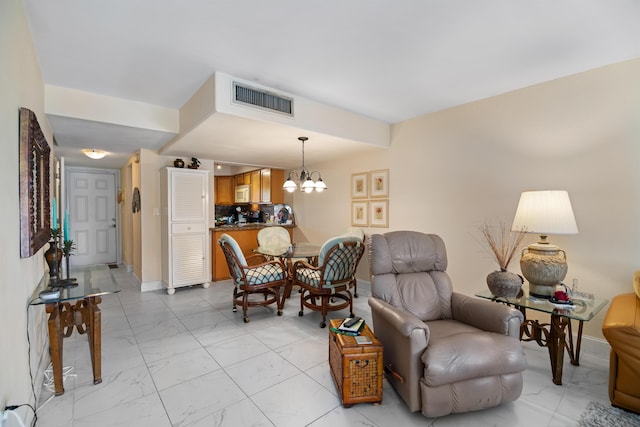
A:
19 107 51 258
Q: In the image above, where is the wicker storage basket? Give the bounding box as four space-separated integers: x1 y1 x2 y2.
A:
328 319 383 407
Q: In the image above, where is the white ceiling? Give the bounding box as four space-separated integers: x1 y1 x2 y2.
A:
23 0 640 169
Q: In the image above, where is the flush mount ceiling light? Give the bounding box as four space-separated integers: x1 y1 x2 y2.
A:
82 149 107 160
282 137 327 193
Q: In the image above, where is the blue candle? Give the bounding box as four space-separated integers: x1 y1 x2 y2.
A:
64 209 70 241
52 198 58 229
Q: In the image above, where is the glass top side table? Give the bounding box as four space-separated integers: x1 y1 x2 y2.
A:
29 265 120 395
475 287 608 385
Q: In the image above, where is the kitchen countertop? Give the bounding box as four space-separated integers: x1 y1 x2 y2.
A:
211 223 295 231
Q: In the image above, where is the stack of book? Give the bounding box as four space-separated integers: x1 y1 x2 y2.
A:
335 317 365 336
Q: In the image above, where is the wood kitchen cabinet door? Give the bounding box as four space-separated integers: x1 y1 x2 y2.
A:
250 170 261 203
215 176 234 205
269 169 285 204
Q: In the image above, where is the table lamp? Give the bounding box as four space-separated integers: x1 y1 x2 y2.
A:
511 190 578 298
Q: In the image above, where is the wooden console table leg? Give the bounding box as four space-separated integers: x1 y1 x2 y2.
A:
86 296 102 384
46 303 65 395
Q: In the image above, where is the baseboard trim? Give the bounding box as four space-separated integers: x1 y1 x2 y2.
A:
580 335 610 360
141 280 163 292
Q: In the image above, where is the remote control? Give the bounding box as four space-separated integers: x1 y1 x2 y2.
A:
343 316 361 328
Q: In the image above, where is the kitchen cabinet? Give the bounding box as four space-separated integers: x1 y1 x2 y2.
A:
214 176 234 205
235 172 251 186
212 226 293 281
161 167 210 294
260 169 272 203
250 170 261 203
264 169 285 204
216 169 285 206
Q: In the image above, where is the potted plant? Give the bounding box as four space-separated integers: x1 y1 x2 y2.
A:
62 239 76 281
478 220 527 297
188 157 200 169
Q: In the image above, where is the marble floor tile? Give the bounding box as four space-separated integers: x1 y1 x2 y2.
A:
73 393 171 427
159 369 246 426
147 346 221 391
131 315 188 343
185 398 273 427
138 331 203 364
190 319 248 347
73 364 156 419
225 350 300 395
204 333 270 367
251 373 340 427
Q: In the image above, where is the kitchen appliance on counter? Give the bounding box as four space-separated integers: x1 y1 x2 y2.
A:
247 210 263 223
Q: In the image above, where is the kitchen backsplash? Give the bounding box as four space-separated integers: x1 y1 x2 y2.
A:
215 203 294 225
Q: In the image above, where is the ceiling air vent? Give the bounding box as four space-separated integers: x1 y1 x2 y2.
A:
233 82 294 117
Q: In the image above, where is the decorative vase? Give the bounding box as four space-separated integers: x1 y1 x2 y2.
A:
174 158 184 168
486 270 524 298
44 240 63 282
520 246 568 298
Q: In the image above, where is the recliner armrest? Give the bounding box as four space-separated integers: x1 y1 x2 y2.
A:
369 297 431 340
451 292 523 338
368 296 429 412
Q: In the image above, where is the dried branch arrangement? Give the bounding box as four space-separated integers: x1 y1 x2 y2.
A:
478 221 527 271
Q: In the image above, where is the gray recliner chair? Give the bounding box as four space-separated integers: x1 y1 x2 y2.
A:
368 231 527 418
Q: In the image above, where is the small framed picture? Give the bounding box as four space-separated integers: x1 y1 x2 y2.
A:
351 172 369 199
351 201 369 226
369 199 389 228
369 169 389 198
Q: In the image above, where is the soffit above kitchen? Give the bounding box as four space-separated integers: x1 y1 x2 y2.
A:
159 73 390 169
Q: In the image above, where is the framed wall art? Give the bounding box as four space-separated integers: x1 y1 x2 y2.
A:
351 172 368 199
369 199 389 228
19 107 52 258
369 169 389 198
351 201 369 227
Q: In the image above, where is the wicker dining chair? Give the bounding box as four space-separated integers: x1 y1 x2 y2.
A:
293 235 365 328
218 233 286 323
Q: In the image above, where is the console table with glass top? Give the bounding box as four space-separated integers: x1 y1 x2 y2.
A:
475 288 608 385
29 266 120 395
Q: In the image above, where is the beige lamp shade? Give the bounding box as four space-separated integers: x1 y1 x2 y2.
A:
511 190 578 238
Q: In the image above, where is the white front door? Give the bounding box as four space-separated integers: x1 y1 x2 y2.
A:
67 169 118 266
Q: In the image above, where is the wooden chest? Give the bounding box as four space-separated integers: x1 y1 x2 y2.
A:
328 319 383 407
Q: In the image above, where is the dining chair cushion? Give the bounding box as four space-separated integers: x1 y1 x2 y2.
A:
220 233 247 265
296 268 322 287
245 264 285 285
257 227 291 253
318 235 362 266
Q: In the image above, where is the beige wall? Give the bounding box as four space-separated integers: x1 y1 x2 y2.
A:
293 58 640 339
0 0 53 416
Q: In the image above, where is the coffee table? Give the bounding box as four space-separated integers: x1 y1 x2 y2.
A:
475 288 608 385
30 265 120 395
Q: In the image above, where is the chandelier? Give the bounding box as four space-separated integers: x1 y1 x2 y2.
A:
282 136 327 193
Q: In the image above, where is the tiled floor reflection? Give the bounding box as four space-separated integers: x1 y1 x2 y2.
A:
36 267 610 426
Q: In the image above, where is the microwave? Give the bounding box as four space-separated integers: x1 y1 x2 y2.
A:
235 185 250 203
